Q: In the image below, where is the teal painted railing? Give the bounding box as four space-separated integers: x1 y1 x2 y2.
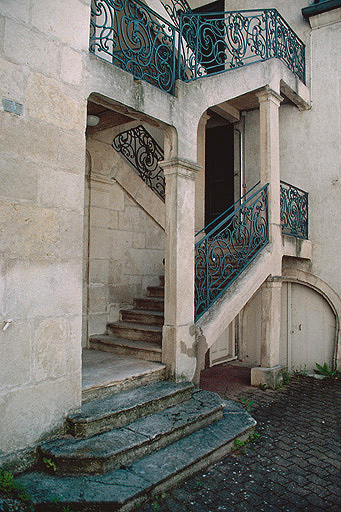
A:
89 1 306 94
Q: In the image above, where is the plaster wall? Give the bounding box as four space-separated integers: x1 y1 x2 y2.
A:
84 125 165 341
0 0 90 456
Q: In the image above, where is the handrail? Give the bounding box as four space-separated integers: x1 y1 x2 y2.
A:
195 181 260 238
112 125 165 201
196 183 267 246
195 184 269 320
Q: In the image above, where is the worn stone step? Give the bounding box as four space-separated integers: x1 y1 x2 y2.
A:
120 309 164 326
89 335 162 363
133 297 164 312
82 350 166 403
19 401 256 511
38 390 223 476
66 381 194 438
107 322 162 344
146 285 164 298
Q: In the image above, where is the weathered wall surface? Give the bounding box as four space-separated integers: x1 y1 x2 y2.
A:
237 5 340 368
0 0 89 455
84 125 165 342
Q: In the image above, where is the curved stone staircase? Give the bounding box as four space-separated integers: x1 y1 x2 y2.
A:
18 378 255 511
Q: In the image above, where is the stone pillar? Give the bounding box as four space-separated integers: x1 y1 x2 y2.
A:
195 112 210 233
251 89 284 389
260 279 282 368
257 88 283 243
160 158 202 381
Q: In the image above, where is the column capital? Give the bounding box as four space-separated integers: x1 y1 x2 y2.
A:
160 158 202 179
257 87 283 106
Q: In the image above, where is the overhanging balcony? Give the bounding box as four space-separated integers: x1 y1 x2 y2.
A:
89 0 306 95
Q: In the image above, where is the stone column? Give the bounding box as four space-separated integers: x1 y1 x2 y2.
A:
251 89 284 389
160 158 202 381
257 88 283 244
195 112 210 233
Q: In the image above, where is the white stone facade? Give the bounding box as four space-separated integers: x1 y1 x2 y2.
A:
0 0 340 463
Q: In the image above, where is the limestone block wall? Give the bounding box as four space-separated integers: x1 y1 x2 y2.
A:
84 125 165 342
0 0 90 457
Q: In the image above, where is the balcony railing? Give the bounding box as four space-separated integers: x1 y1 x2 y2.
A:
280 181 308 239
195 184 269 320
89 0 178 94
89 1 306 94
179 9 305 83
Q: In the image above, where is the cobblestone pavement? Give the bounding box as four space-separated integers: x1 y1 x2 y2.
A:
140 376 341 512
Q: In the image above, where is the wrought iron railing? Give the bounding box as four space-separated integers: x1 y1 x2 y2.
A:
179 9 305 83
195 184 269 320
280 181 308 239
89 3 306 94
89 0 178 94
160 0 191 27
112 125 165 201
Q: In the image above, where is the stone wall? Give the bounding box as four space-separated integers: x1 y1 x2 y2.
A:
0 0 90 456
84 124 165 343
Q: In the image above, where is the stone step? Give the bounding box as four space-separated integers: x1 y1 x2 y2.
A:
82 350 166 403
107 322 162 344
146 285 164 298
19 401 256 511
66 381 194 438
89 335 162 363
120 309 164 326
133 296 164 312
38 390 223 476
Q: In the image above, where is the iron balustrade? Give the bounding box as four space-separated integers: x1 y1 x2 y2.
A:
89 0 178 94
160 0 191 27
112 125 165 201
179 9 305 83
195 184 269 320
89 2 306 94
280 181 308 239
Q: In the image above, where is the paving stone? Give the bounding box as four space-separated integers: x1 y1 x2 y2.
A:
140 376 340 512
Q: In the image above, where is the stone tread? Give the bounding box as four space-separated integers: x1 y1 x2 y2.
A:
38 390 224 474
120 309 164 317
108 322 162 333
18 402 256 510
68 381 194 424
89 335 162 353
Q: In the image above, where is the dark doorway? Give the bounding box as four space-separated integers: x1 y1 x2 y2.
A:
193 0 226 76
205 122 234 228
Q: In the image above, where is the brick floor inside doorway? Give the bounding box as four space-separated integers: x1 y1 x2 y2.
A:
200 362 253 399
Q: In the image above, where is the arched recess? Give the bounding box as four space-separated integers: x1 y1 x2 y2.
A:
281 269 341 371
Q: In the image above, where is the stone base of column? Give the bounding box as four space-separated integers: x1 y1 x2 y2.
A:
162 324 196 382
251 365 286 389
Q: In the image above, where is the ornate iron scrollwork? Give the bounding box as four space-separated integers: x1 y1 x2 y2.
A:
89 0 178 94
280 181 308 239
195 185 269 320
113 125 165 201
180 9 305 83
160 0 191 27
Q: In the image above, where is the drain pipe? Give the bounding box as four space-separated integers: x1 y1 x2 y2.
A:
234 112 246 204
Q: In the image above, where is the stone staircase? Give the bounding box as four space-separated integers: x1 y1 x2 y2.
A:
90 276 165 363
18 378 256 511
